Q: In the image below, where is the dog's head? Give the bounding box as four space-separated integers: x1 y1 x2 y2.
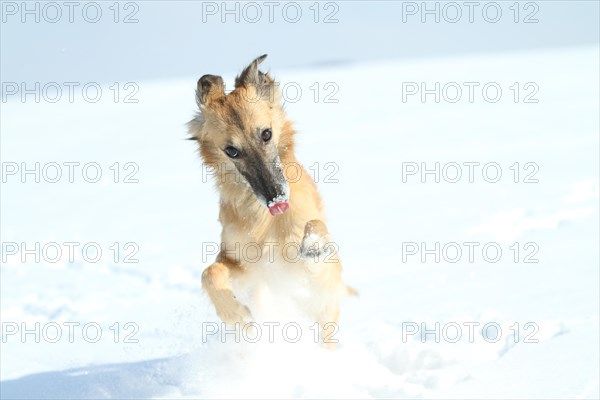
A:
189 55 293 216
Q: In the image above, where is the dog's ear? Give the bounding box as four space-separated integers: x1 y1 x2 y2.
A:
235 54 268 88
235 54 279 103
197 74 225 106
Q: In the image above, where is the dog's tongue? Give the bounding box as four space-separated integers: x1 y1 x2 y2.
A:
269 202 289 216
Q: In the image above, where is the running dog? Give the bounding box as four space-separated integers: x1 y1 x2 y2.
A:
188 55 354 345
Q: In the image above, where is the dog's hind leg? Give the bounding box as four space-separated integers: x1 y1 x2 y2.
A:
201 257 251 325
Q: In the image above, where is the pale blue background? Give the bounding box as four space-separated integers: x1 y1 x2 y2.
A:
1 1 599 84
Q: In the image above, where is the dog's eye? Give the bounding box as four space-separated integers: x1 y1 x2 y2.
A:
261 129 272 142
224 146 240 158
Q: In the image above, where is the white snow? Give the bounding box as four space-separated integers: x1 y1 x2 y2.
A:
1 46 598 398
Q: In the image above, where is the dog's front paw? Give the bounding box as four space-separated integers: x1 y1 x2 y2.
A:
299 220 337 262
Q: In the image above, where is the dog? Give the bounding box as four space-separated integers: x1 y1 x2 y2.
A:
188 55 355 347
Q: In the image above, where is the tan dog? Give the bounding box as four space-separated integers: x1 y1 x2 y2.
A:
188 55 354 346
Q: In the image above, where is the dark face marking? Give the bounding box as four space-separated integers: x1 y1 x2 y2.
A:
233 145 288 207
228 106 245 132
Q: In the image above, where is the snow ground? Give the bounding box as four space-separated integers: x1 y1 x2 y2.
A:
1 46 599 398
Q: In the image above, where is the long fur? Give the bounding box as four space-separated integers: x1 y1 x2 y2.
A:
188 55 353 347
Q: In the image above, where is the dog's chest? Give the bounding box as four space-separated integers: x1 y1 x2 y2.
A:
221 223 303 265
223 228 319 321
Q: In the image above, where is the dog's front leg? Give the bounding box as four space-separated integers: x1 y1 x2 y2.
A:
201 257 251 326
299 220 346 349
